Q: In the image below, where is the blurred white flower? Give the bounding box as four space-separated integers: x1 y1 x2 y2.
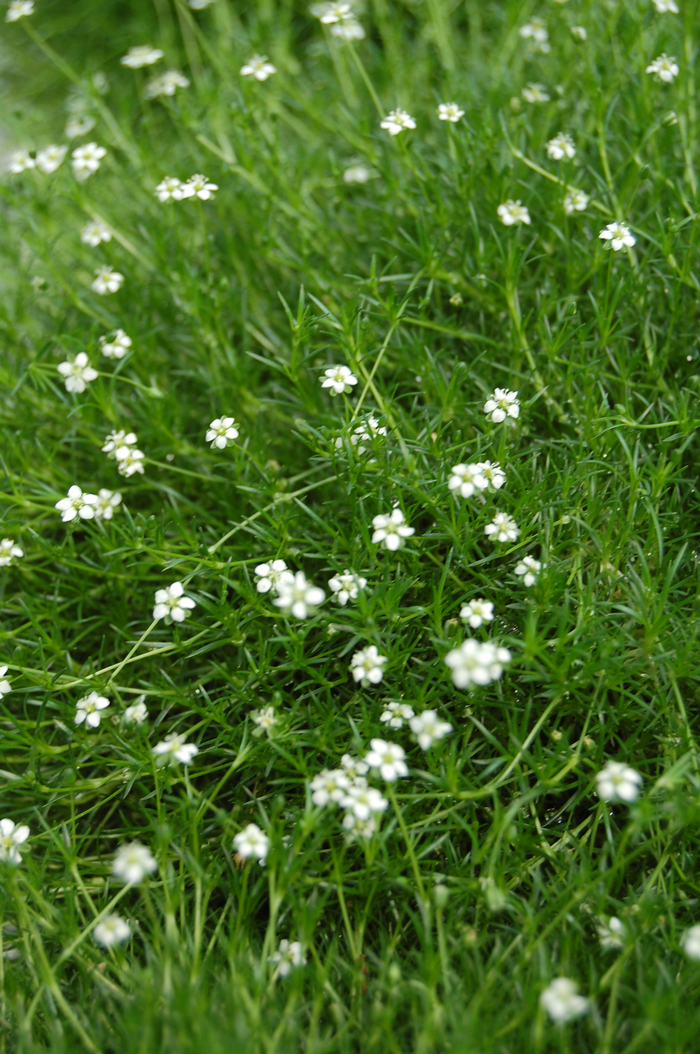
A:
113 842 157 884
597 916 625 950
380 702 415 729
183 173 218 199
571 25 587 40
0 667 11 697
310 769 350 806
274 571 325 618
480 461 506 490
116 447 145 477
438 102 465 122
72 142 106 180
0 539 23 567
599 222 636 251
5 1 33 22
233 823 269 862
66 115 96 139
336 415 387 455
547 133 576 160
251 706 277 731
364 739 408 782
120 46 164 69
81 219 112 247
270 939 305 976
646 54 679 81
240 55 277 81
35 145 68 173
460 598 494 628
254 560 293 595
328 570 367 606
206 417 239 449
189 0 217 7
410 710 453 749
515 555 541 586
540 978 589 1024
444 640 511 688
94 914 131 947
343 165 371 184
55 486 99 523
519 18 549 52
350 645 387 686
372 508 415 551
124 700 148 724
94 489 122 520
522 83 550 103
595 761 642 803
682 925 700 960
498 200 531 226
380 109 416 136
564 189 589 214
341 784 388 820
6 149 35 173
448 463 487 498
99 329 132 359
484 388 520 422
92 266 124 295
485 513 519 544
652 0 678 10
153 733 199 764
342 813 377 840
75 692 110 728
321 364 358 395
57 352 98 393
340 754 368 780
153 582 196 622
145 70 190 97
155 176 185 202
0 819 29 864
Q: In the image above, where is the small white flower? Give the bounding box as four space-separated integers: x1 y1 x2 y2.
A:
145 70 190 98
94 489 122 521
340 784 388 820
0 666 11 697
564 189 589 214
599 222 636 251
479 461 506 490
116 448 145 477
328 570 367 606
206 417 239 449
270 939 304 976
321 364 358 396
6 149 35 174
5 0 33 22
183 173 218 200
336 416 388 455
112 842 157 884
364 739 408 782
519 18 549 52
485 512 519 544
0 819 30 864
254 560 293 595
318 1 352 21
120 46 164 69
380 108 416 136
340 753 369 781
81 219 111 247
273 571 325 619
350 645 388 686
233 823 269 862
597 916 625 950
75 691 110 729
409 710 453 750
571 25 587 40
65 115 96 139
371 508 415 551
251 706 277 730
483 388 520 423
540 978 589 1024
55 485 99 523
448 463 487 498
155 176 185 202
682 925 700 960
92 266 124 295
57 352 98 394
438 102 465 122
329 16 364 39
380 702 415 729
444 640 511 688
522 83 550 104
153 732 199 764
595 760 642 803
0 539 23 567
189 0 217 7
547 133 576 161
514 555 541 586
71 142 106 180
652 0 678 11
99 329 132 358
646 54 679 82
94 914 131 947
124 700 148 724
35 145 68 174
310 769 350 806
460 598 494 629
153 581 196 622
497 200 531 226
342 813 377 840
240 55 277 81
343 165 371 184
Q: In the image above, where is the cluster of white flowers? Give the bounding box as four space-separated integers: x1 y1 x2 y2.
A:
335 415 387 454
155 174 218 202
310 742 407 841
102 428 145 478
55 485 122 523
311 1 365 40
145 70 190 98
448 460 505 498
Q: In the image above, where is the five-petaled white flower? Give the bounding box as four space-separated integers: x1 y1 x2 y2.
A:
72 142 106 180
564 189 589 214
0 819 30 864
540 978 589 1024
55 485 99 523
485 512 519 543
350 645 388 686
75 691 110 728
480 461 506 490
251 706 277 730
515 555 541 586
124 700 148 724
273 571 325 618
36 145 68 174
328 570 367 606
321 365 358 396
155 177 186 202
153 733 199 764
444 640 512 688
116 447 145 477
599 222 636 251
57 352 98 393
646 54 679 82
652 0 678 10
184 173 218 200
343 165 371 184
522 83 550 103
240 55 277 81
380 109 416 136
94 914 131 947
682 925 700 960
0 539 23 566
595 760 642 803
410 710 453 750
120 46 164 69
519 18 549 52
372 508 415 551
484 388 520 423
0 666 11 697
449 463 487 498
233 823 270 862
99 329 132 358
5 0 33 22
113 842 157 884
92 266 124 294
498 200 531 226
270 939 305 976
547 133 576 160
460 598 494 628
597 916 625 950
310 769 350 806
438 102 465 122
341 784 388 820
206 417 239 449
153 581 196 622
81 219 111 247
94 489 122 520
380 702 415 729
254 560 293 594
145 70 190 98
364 739 408 782
6 149 35 173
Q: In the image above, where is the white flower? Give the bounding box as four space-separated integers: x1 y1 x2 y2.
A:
438 102 465 122
497 200 531 226
340 753 368 780
343 165 371 184
329 16 364 40
113 842 157 884
540 978 589 1024
254 560 293 595
564 189 589 214
483 388 520 423
183 173 218 200
310 769 350 806
6 149 35 173
65 115 96 139
485 512 519 543
155 176 185 202
480 461 506 490
94 914 131 947
99 329 132 358
5 0 33 22
120 46 164 69
448 463 487 498
81 219 111 247
318 1 352 21
371 508 415 551
519 19 549 52
153 732 199 764
342 813 377 840
153 581 196 622
460 598 494 629
273 571 325 619
233 823 269 862
380 109 416 136
57 352 98 393
145 70 190 97
71 142 106 180
646 54 679 82
336 415 388 455
571 25 587 40
321 364 358 396
75 692 110 728
55 485 99 523
270 939 304 976
682 925 700 960
189 0 217 7
0 539 23 567
380 702 415 729
364 739 408 782
350 645 388 686
515 555 541 586
444 640 511 688
328 570 367 606
0 667 11 697
597 916 625 950
124 700 148 724
240 55 277 81
206 417 239 449
599 222 636 251
547 133 576 161
522 83 550 104
595 760 642 803
116 448 145 477
92 266 124 294
35 145 68 174
652 0 678 10
251 706 277 730
93 489 122 521
340 784 388 820
409 710 453 750
0 819 29 864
